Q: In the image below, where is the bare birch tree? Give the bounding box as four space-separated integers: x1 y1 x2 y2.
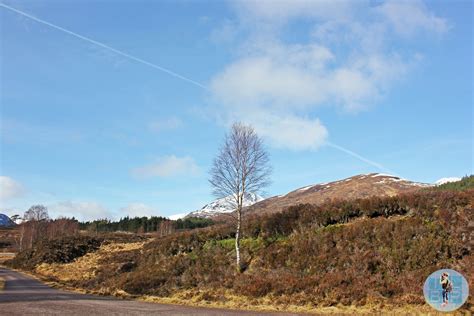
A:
209 122 271 272
23 205 49 249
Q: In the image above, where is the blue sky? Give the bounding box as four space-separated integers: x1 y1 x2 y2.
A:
0 0 472 220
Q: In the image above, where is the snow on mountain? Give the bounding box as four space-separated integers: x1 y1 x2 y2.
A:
0 213 15 227
184 173 432 219
242 173 434 217
168 213 187 220
435 177 462 185
186 192 264 218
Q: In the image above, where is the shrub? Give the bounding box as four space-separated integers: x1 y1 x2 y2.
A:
8 235 103 270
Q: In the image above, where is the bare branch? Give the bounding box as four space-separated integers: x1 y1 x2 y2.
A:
209 122 272 272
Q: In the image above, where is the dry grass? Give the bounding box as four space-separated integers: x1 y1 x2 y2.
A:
23 237 473 315
0 253 16 264
9 266 470 315
137 289 451 315
35 241 147 282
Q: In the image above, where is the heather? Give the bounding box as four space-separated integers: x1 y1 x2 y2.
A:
6 188 473 311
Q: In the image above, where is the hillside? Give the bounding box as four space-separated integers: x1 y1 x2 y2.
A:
240 173 430 218
6 184 472 314
186 173 430 220
0 214 15 227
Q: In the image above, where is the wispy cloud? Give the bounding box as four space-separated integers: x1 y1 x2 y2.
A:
0 176 24 200
131 155 200 179
208 0 447 151
1 1 443 178
0 3 207 90
0 119 84 145
148 117 183 133
377 0 450 37
326 142 398 177
120 203 158 218
48 200 112 221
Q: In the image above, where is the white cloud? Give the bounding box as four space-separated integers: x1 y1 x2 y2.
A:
220 109 328 150
0 176 24 200
211 49 329 110
120 203 158 218
211 44 410 112
132 155 200 178
48 201 112 221
377 0 450 37
148 117 183 133
208 1 446 150
210 19 239 44
234 0 357 22
256 114 328 150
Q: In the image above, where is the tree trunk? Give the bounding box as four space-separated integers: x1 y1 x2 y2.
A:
235 205 242 272
19 225 24 252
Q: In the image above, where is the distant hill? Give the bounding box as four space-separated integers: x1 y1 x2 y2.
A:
0 214 15 227
185 192 263 219
245 173 430 216
196 173 430 220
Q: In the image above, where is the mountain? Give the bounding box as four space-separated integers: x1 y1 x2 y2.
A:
186 192 264 218
241 173 431 218
185 173 430 219
435 177 462 185
0 214 15 227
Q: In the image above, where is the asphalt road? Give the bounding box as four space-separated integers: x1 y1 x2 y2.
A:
0 267 300 315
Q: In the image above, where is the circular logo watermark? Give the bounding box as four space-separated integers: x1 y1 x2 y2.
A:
423 269 469 312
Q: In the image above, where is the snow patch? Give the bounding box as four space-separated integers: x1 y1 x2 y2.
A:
435 177 462 185
168 213 187 220
371 173 398 178
297 185 314 192
186 192 264 218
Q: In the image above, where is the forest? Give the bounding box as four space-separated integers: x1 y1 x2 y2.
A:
78 216 214 233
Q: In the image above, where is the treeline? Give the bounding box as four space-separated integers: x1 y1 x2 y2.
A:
79 216 169 233
17 217 79 251
12 204 214 252
78 216 214 233
13 205 79 252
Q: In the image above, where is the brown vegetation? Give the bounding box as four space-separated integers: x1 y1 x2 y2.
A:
16 218 79 252
238 173 429 219
6 188 473 313
0 227 19 252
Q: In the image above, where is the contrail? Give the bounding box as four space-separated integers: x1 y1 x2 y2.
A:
326 142 399 176
0 2 208 90
1 3 397 175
